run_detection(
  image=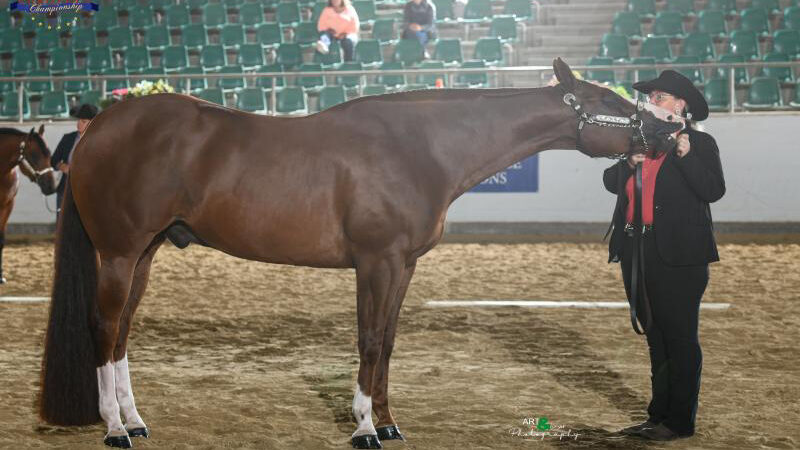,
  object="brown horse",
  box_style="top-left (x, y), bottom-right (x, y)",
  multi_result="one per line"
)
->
top-left (39, 59), bottom-right (680, 449)
top-left (0, 125), bottom-right (56, 284)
